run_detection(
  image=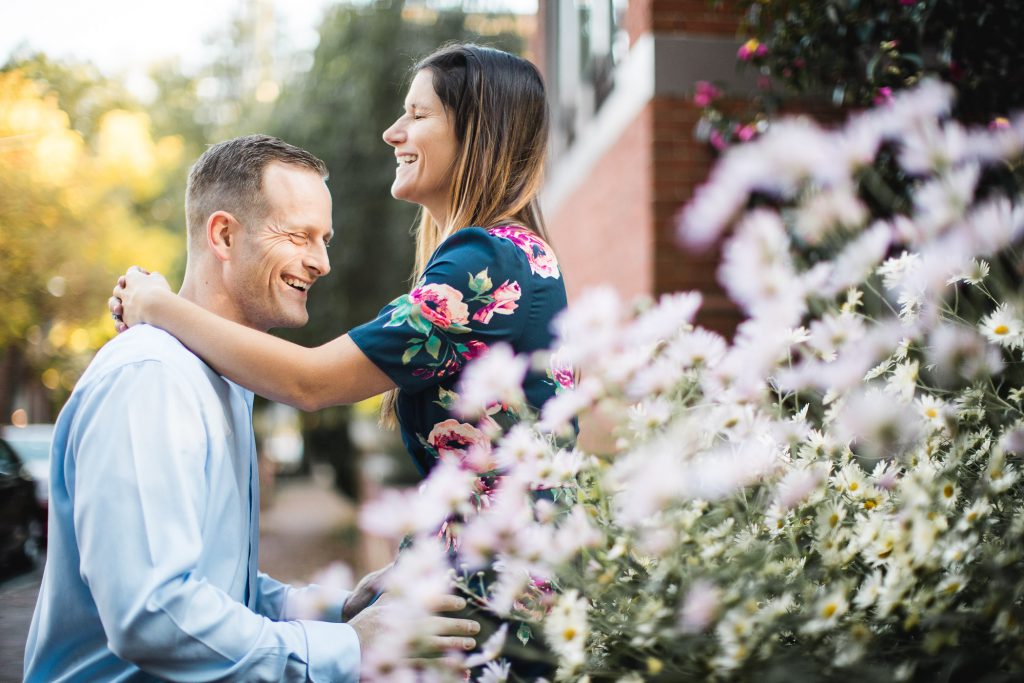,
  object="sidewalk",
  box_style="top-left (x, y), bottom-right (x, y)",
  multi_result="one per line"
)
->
top-left (0, 469), bottom-right (372, 682)
top-left (259, 465), bottom-right (367, 583)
